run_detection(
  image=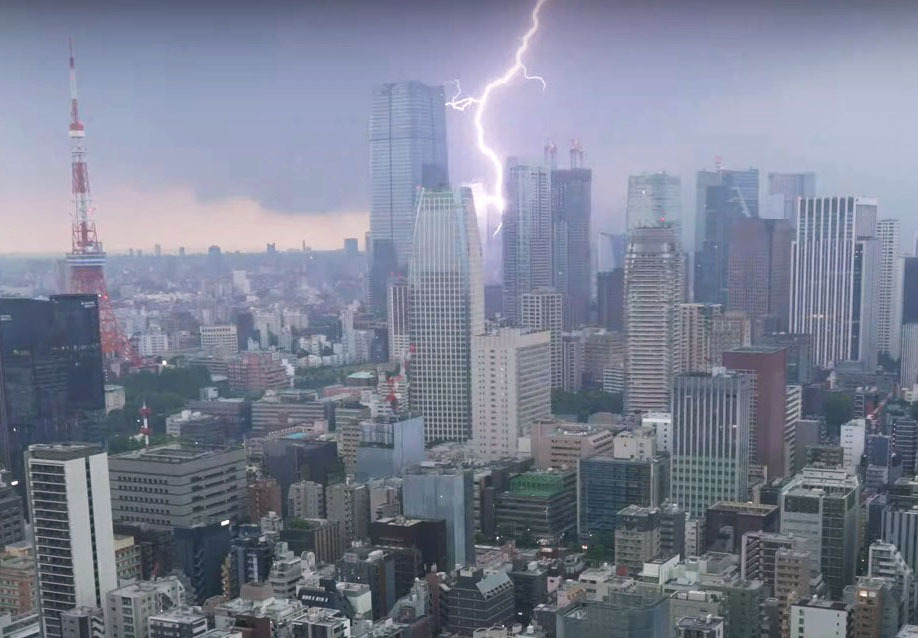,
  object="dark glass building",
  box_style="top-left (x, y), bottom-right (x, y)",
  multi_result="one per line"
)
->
top-left (552, 166), bottom-right (593, 330)
top-left (0, 295), bottom-right (104, 480)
